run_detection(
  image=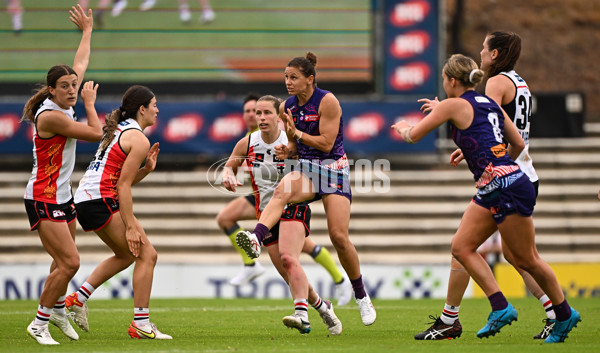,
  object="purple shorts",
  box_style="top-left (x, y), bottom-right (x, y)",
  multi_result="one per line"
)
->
top-left (294, 158), bottom-right (352, 202)
top-left (472, 174), bottom-right (536, 224)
